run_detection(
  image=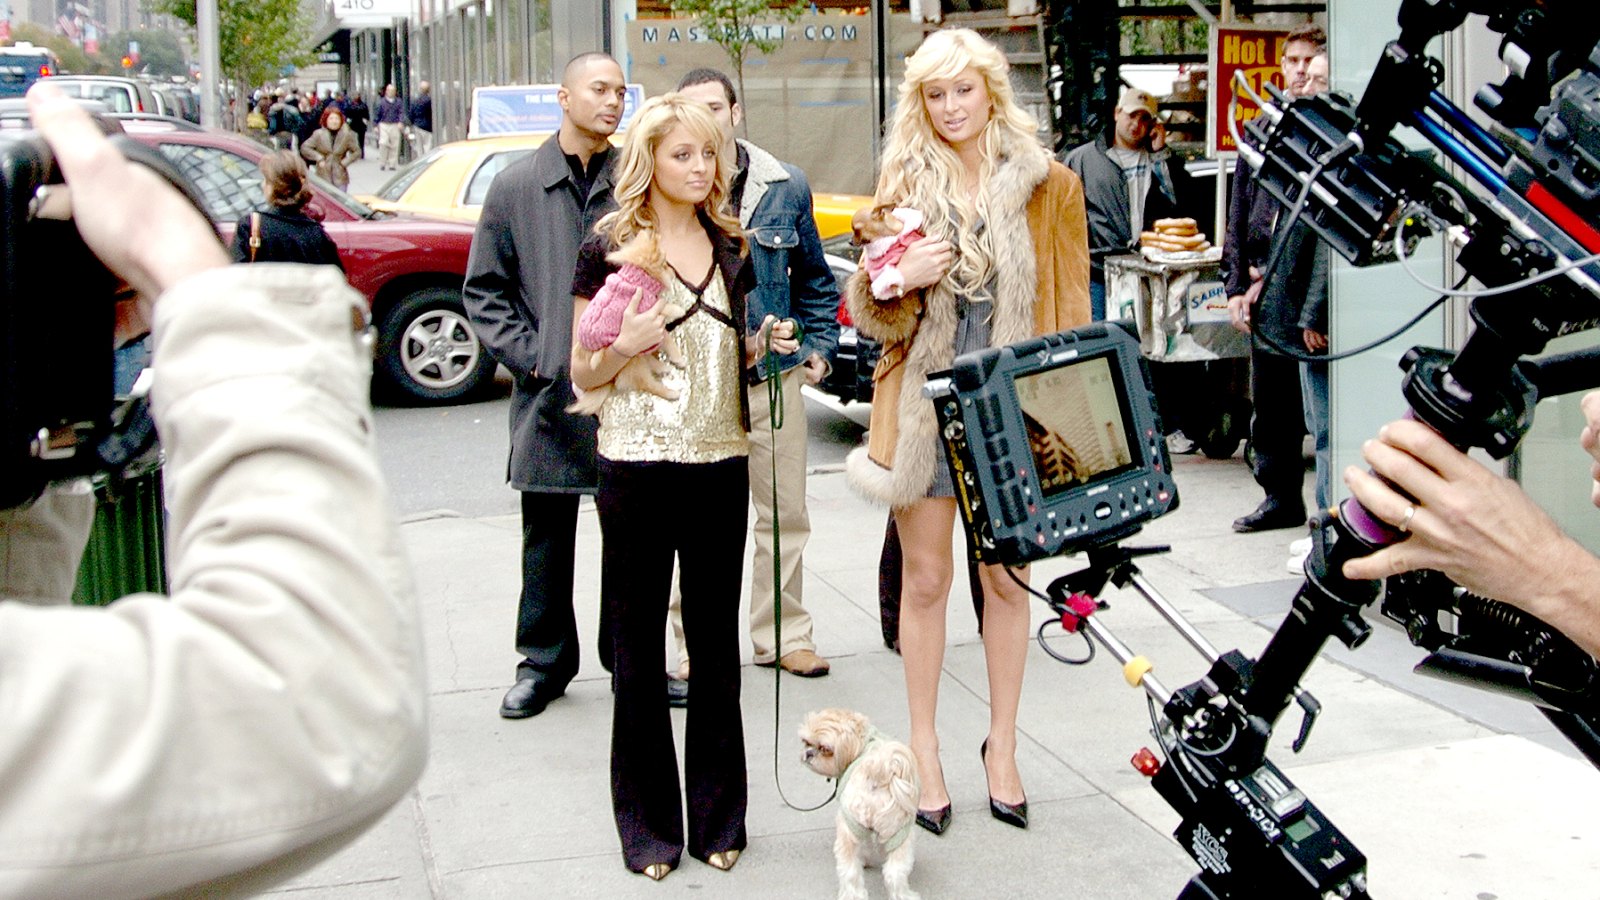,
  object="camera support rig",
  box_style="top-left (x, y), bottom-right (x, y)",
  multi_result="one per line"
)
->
top-left (1039, 543), bottom-right (1368, 900)
top-left (1230, 0), bottom-right (1600, 767)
